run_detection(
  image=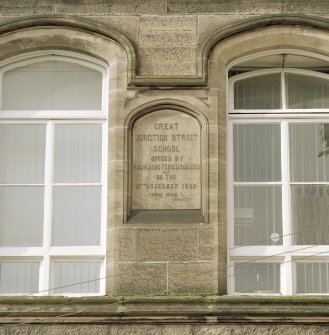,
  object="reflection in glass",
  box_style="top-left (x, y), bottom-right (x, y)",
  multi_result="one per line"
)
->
top-left (0, 262), bottom-right (39, 294)
top-left (290, 123), bottom-right (329, 182)
top-left (52, 186), bottom-right (101, 246)
top-left (54, 124), bottom-right (102, 183)
top-left (235, 263), bottom-right (280, 293)
top-left (234, 186), bottom-right (282, 246)
top-left (0, 124), bottom-right (46, 184)
top-left (234, 74), bottom-right (281, 109)
top-left (2, 61), bottom-right (102, 110)
top-left (0, 186), bottom-right (44, 246)
top-left (286, 73), bottom-right (329, 109)
top-left (296, 262), bottom-right (329, 293)
top-left (53, 261), bottom-right (101, 294)
top-left (234, 124), bottom-right (281, 182)
top-left (291, 185), bottom-right (329, 245)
